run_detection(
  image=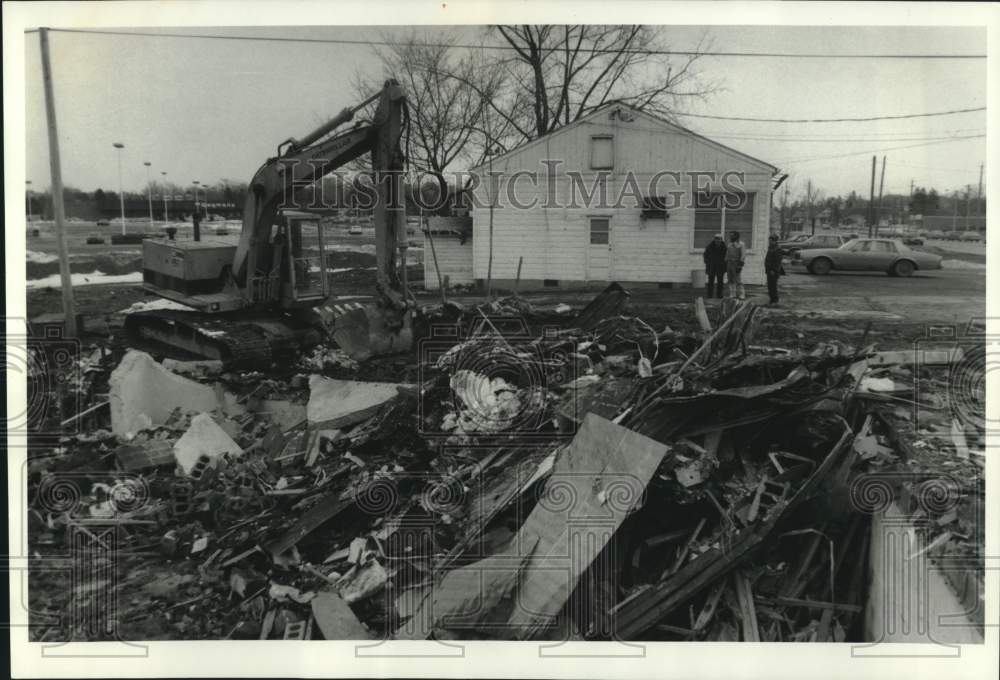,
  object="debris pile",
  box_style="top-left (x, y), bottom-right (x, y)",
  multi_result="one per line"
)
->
top-left (26, 288), bottom-right (984, 642)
